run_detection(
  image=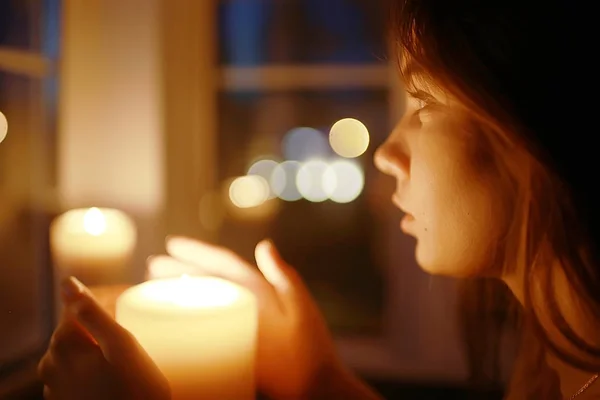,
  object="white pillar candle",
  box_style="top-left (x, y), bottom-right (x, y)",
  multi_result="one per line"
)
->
top-left (50, 207), bottom-right (137, 285)
top-left (115, 276), bottom-right (257, 400)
